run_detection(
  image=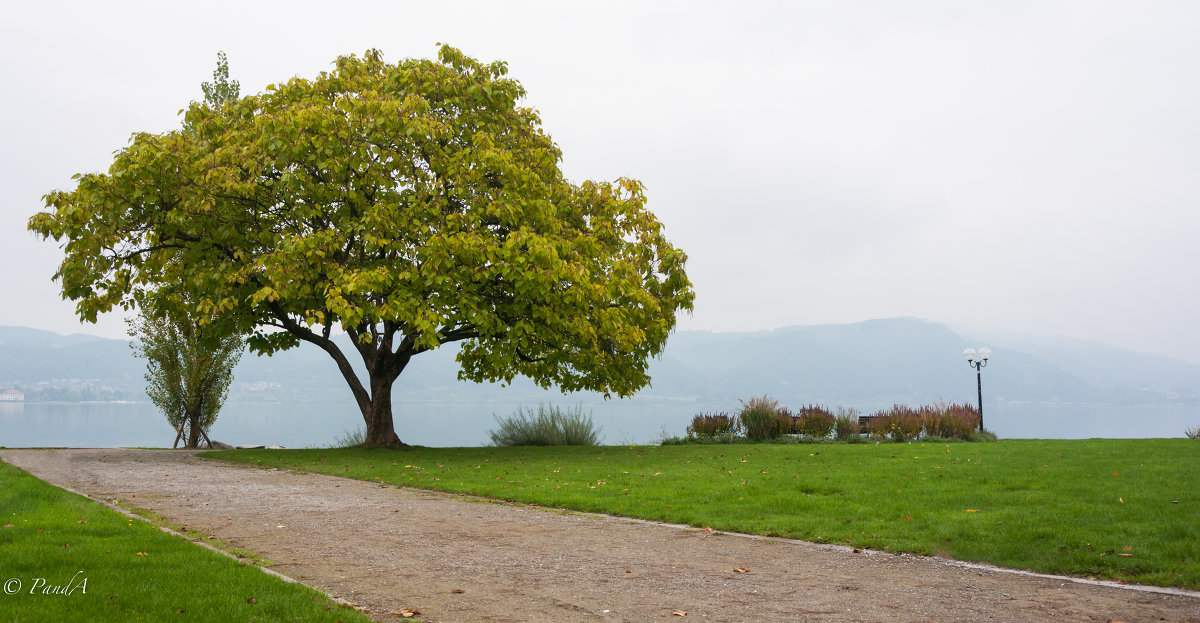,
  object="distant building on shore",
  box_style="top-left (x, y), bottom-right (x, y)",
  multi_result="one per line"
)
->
top-left (0, 389), bottom-right (25, 402)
